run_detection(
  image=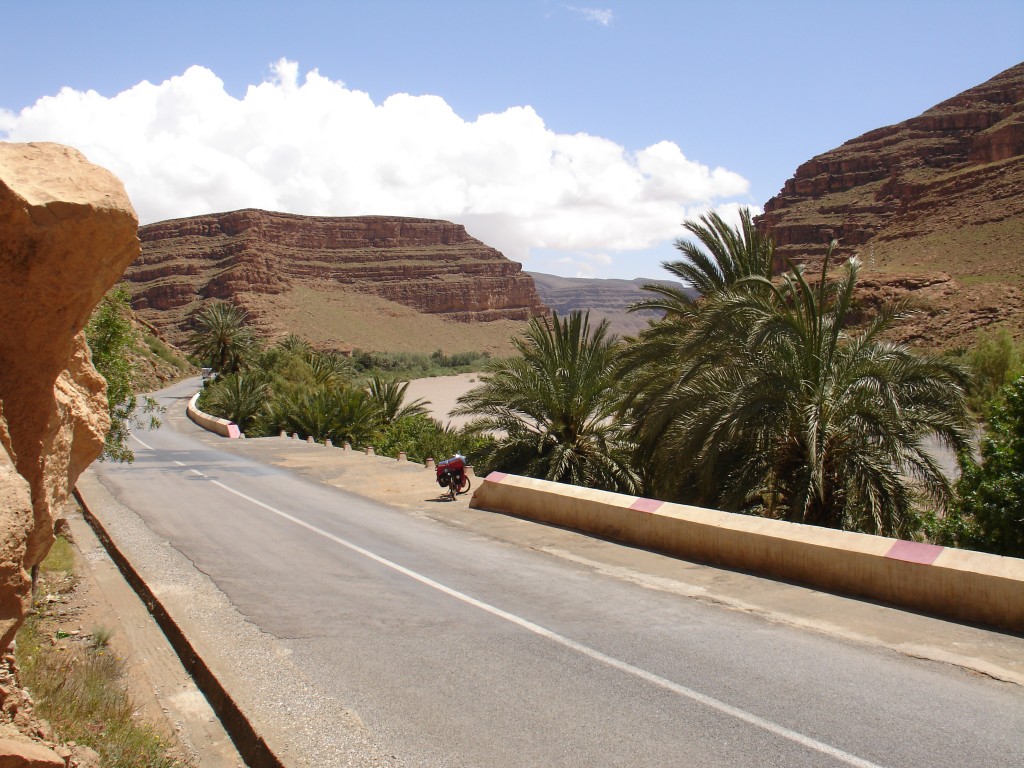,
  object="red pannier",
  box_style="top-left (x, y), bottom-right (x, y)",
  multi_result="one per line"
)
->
top-left (436, 454), bottom-right (465, 478)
